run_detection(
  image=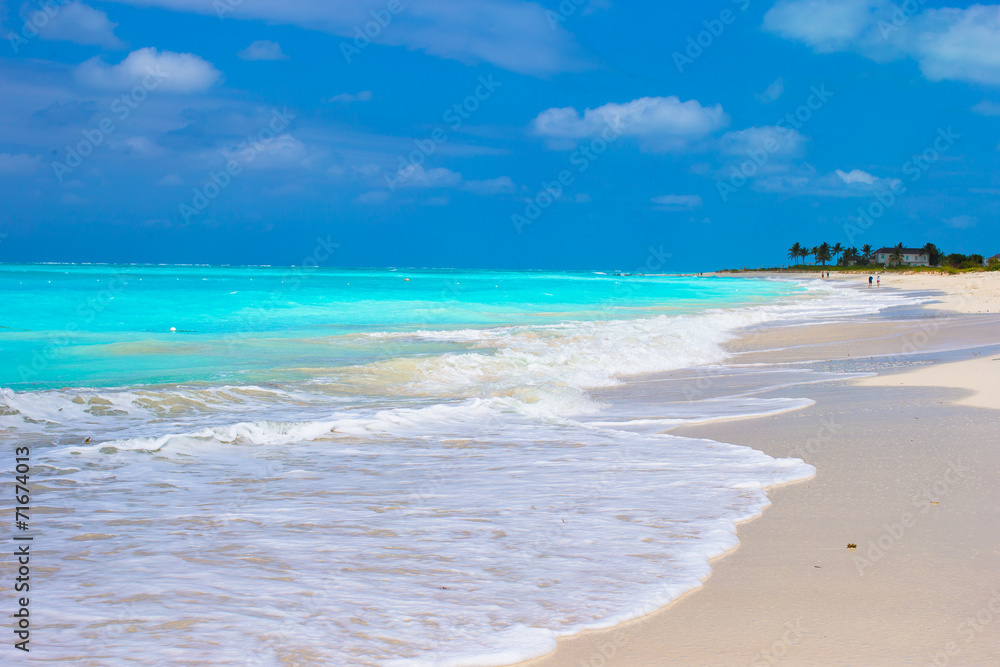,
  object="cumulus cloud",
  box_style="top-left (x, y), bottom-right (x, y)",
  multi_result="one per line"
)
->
top-left (221, 134), bottom-right (314, 170)
top-left (75, 48), bottom-right (221, 93)
top-left (120, 136), bottom-right (164, 157)
top-left (387, 164), bottom-right (515, 195)
top-left (835, 168), bottom-right (877, 185)
top-left (0, 153), bottom-right (42, 174)
top-left (909, 5), bottom-right (1000, 85)
top-left (651, 194), bottom-right (703, 210)
top-left (764, 0), bottom-right (1000, 86)
top-left (756, 77), bottom-right (785, 104)
top-left (329, 91), bottom-right (373, 103)
top-left (763, 0), bottom-right (882, 52)
top-left (532, 96), bottom-right (728, 150)
top-left (464, 175), bottom-right (516, 194)
top-left (719, 126), bottom-right (807, 158)
top-left (756, 167), bottom-right (901, 197)
top-left (36, 2), bottom-right (124, 49)
top-left (237, 40), bottom-right (287, 61)
top-left (393, 164), bottom-right (463, 188)
top-left (972, 100), bottom-right (1000, 116)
